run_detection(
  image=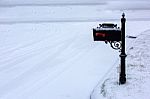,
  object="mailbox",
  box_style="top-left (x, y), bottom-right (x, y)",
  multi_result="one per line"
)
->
top-left (93, 23), bottom-right (121, 41)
